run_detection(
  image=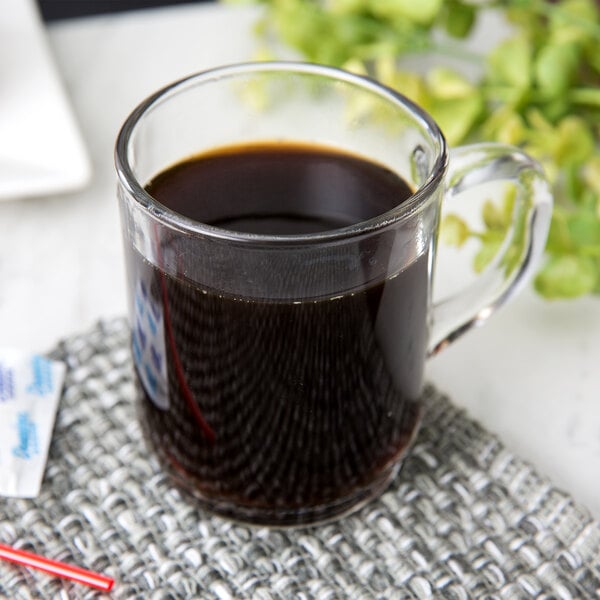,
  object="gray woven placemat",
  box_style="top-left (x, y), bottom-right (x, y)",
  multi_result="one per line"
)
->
top-left (1, 318), bottom-right (599, 599)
